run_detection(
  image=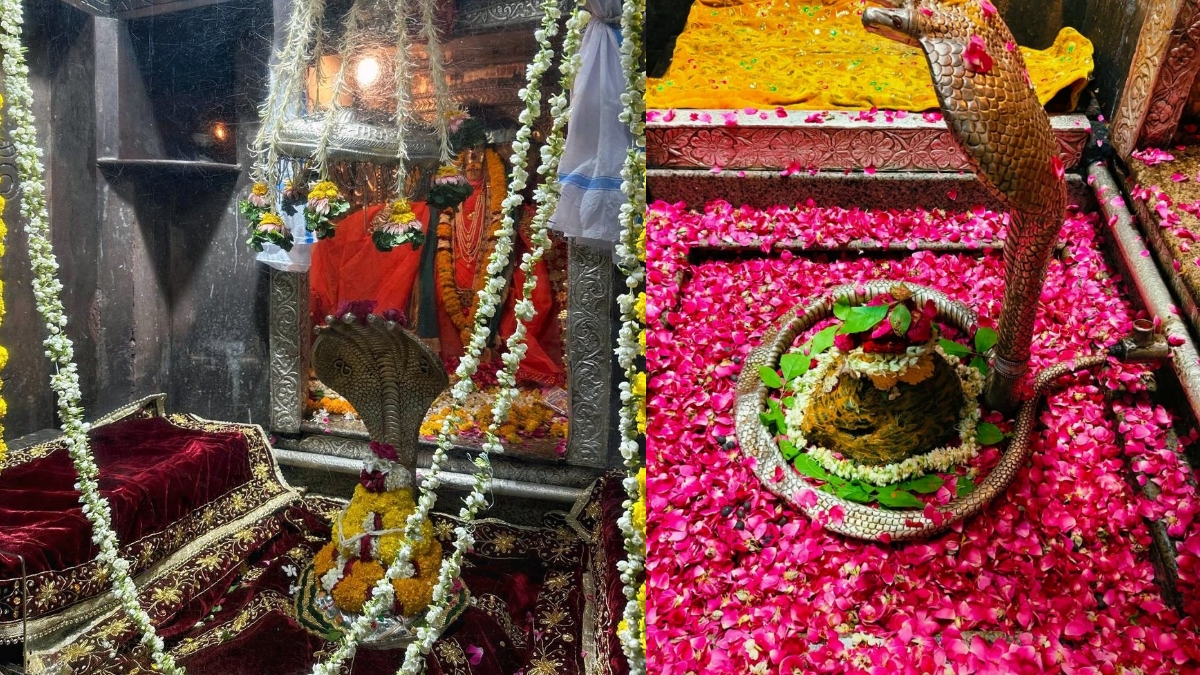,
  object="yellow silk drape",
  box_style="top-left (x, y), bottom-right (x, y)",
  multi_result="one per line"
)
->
top-left (648, 0), bottom-right (1093, 111)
